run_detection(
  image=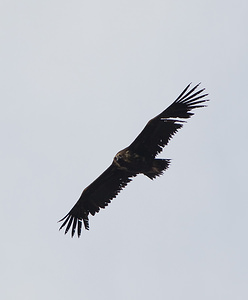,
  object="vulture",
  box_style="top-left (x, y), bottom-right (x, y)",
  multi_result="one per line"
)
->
top-left (59, 83), bottom-right (208, 237)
